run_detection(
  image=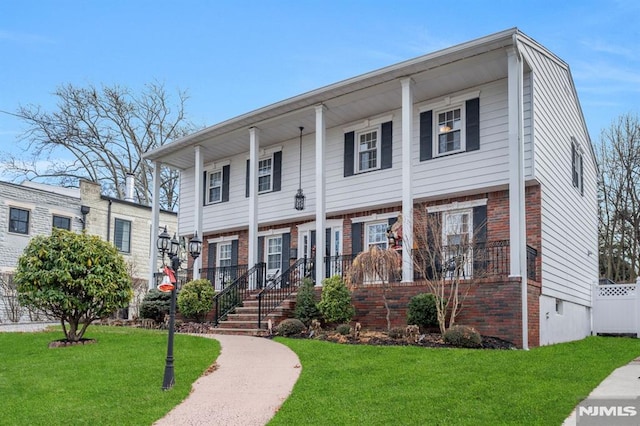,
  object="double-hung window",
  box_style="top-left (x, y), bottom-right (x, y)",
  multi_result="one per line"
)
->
top-left (571, 138), bottom-right (583, 195)
top-left (357, 128), bottom-right (380, 172)
top-left (442, 209), bottom-right (473, 278)
top-left (266, 236), bottom-right (282, 275)
top-left (436, 106), bottom-right (463, 155)
top-left (52, 215), bottom-right (71, 230)
top-left (258, 158), bottom-right (273, 193)
top-left (9, 207), bottom-right (29, 235)
top-left (207, 170), bottom-right (223, 204)
top-left (366, 222), bottom-right (388, 250)
top-left (218, 243), bottom-right (232, 268)
top-left (114, 218), bottom-right (131, 253)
